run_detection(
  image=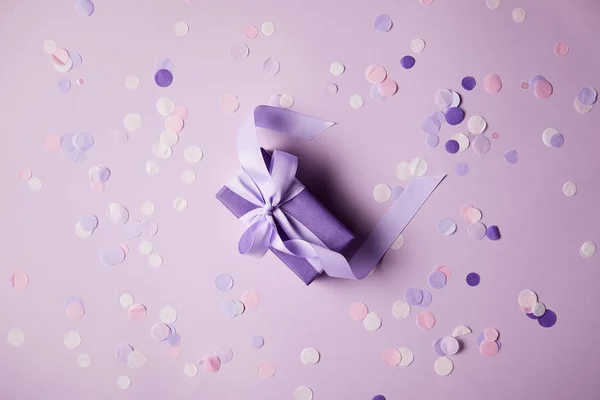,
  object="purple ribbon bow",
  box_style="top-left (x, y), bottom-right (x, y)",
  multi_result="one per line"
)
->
top-left (226, 105), bottom-right (445, 280)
